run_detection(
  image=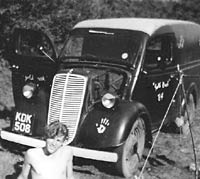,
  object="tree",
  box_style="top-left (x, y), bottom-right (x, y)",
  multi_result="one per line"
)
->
top-left (1, 0), bottom-right (200, 58)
